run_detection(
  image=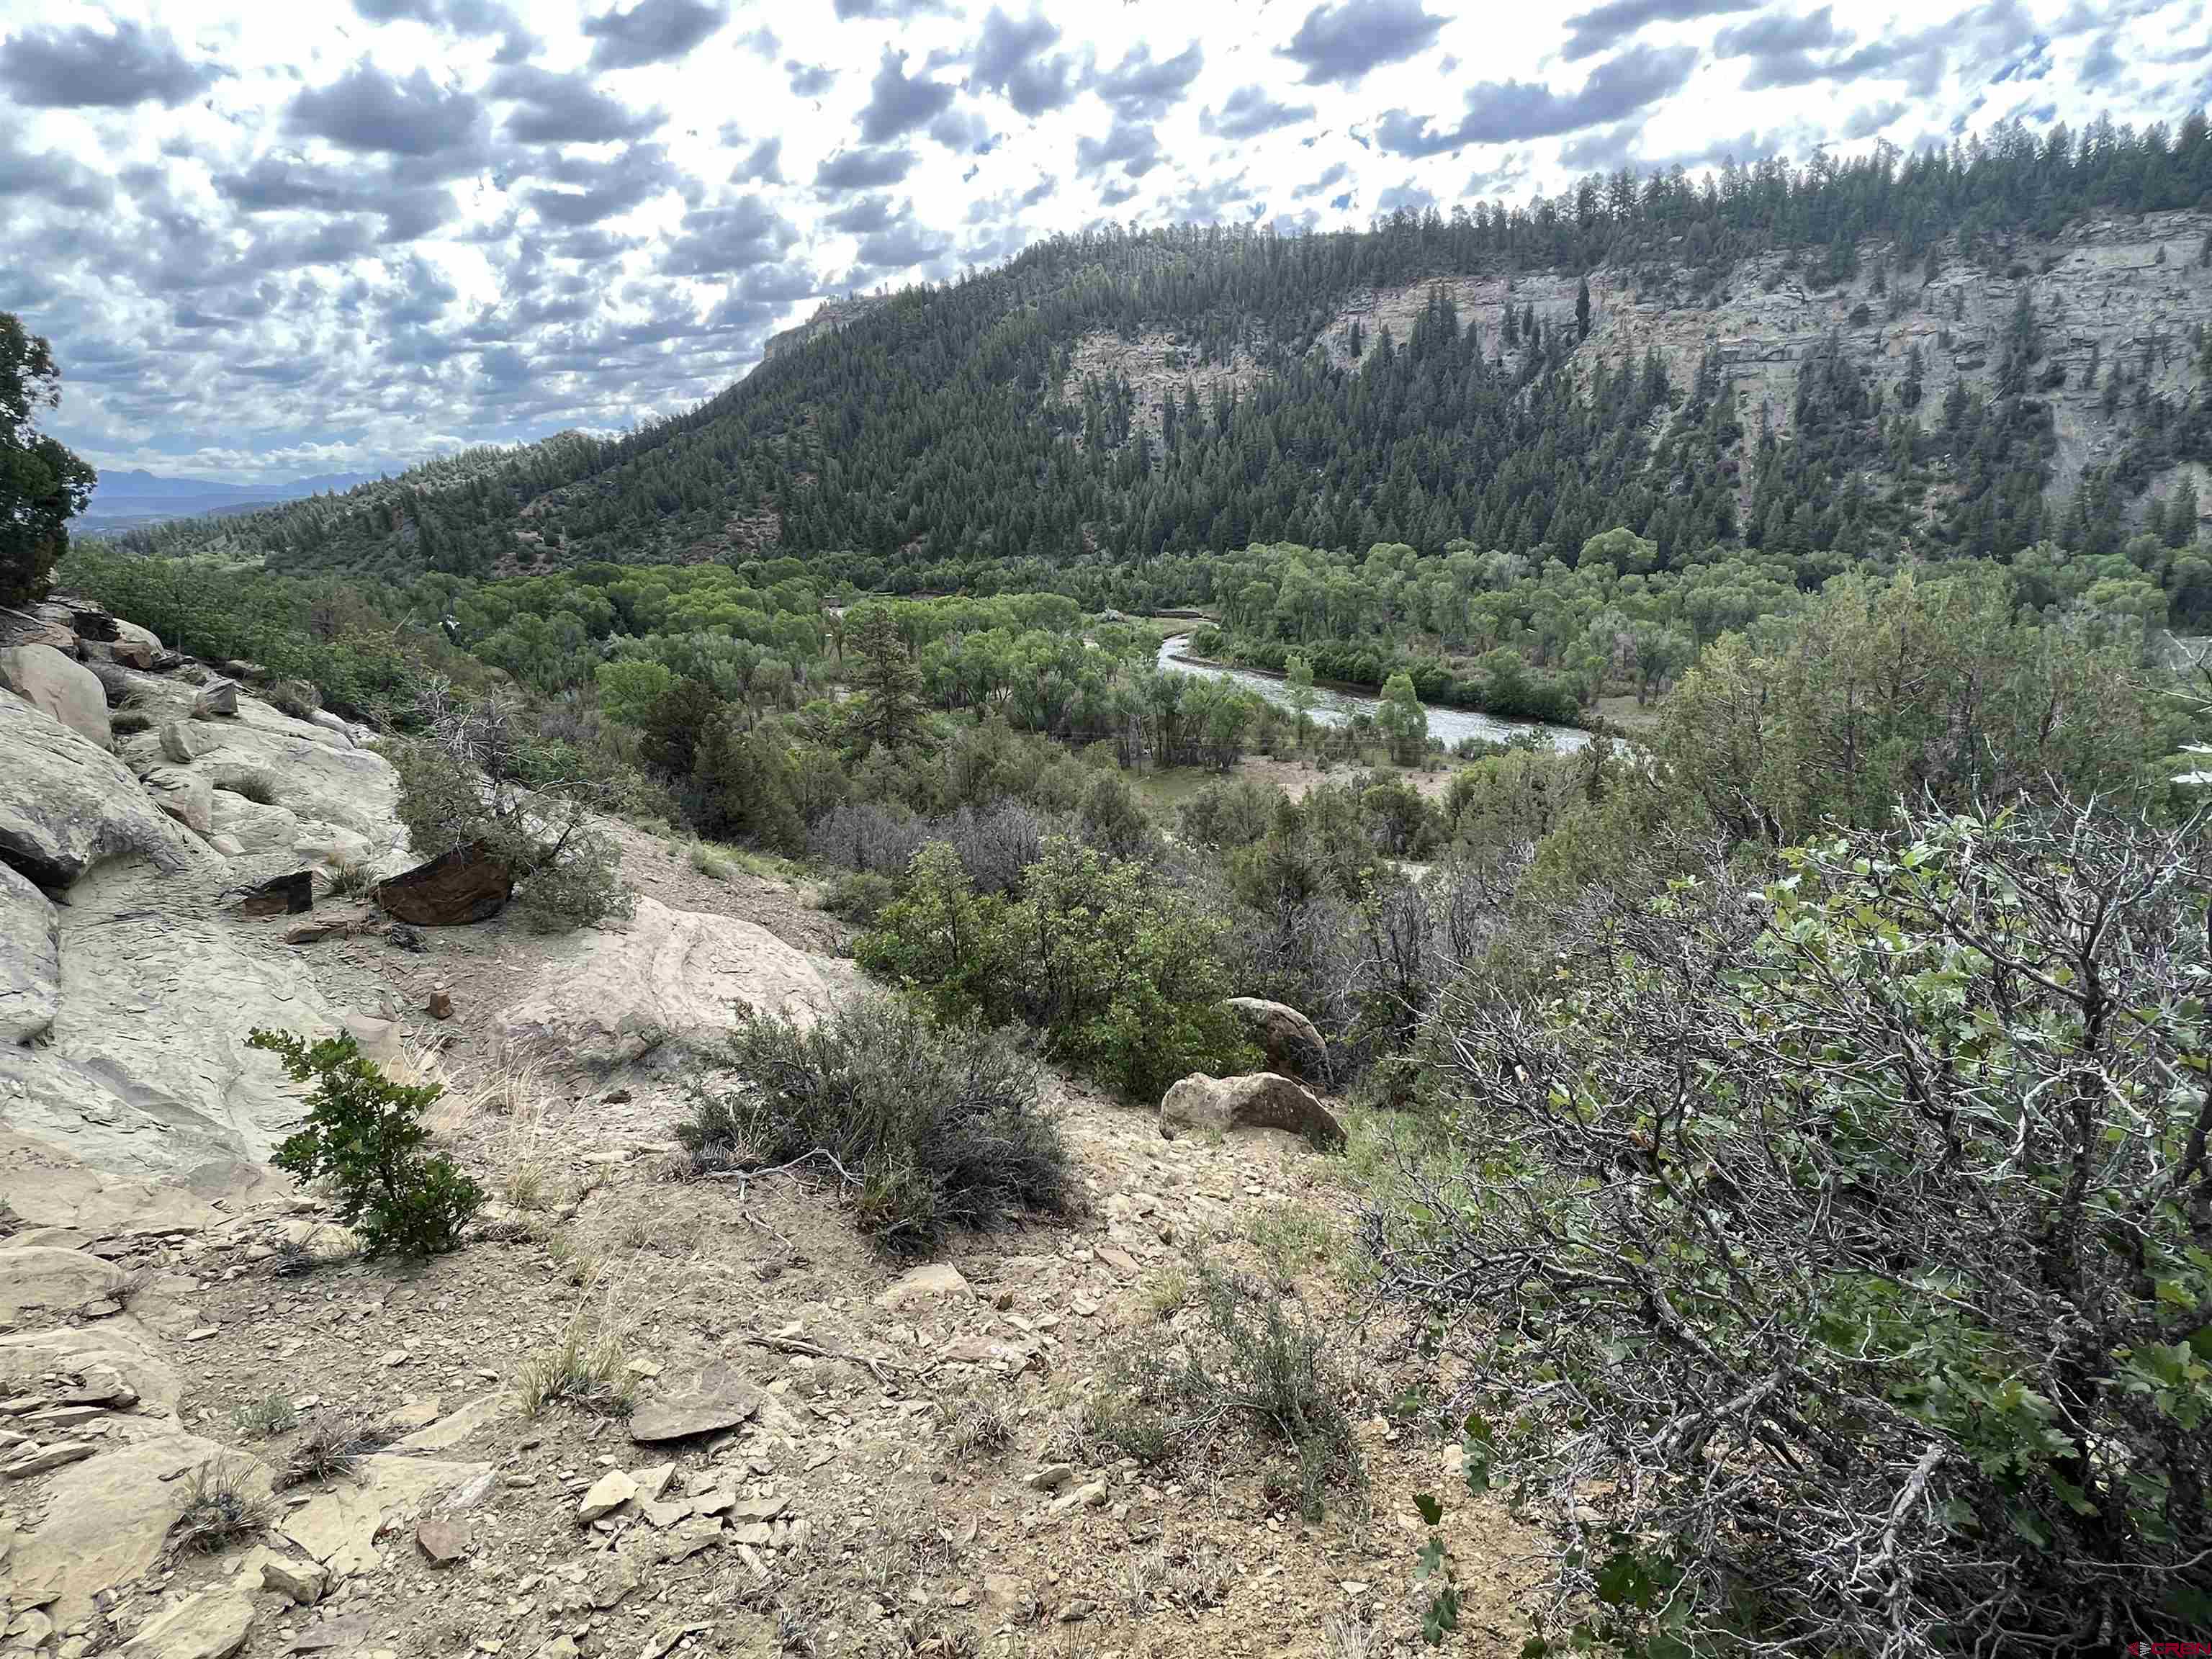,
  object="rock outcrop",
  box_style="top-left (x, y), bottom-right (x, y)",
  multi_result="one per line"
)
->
top-left (0, 1244), bottom-right (129, 1328)
top-left (0, 862), bottom-right (60, 1044)
top-left (0, 691), bottom-right (210, 888)
top-left (496, 896), bottom-right (853, 1068)
top-left (0, 853), bottom-right (354, 1198)
top-left (0, 643), bottom-right (110, 748)
top-left (1224, 997), bottom-right (1330, 1083)
top-left (1160, 1071), bottom-right (1345, 1148)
